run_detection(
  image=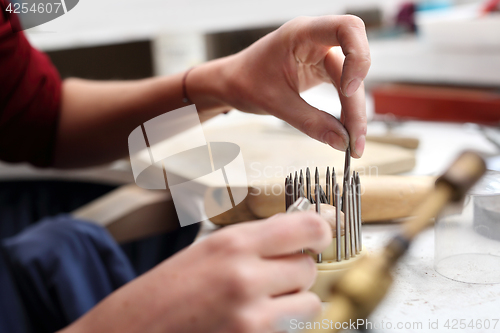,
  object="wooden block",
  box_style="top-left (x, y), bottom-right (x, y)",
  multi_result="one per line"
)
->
top-left (209, 175), bottom-right (435, 225)
top-left (73, 185), bottom-right (180, 243)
